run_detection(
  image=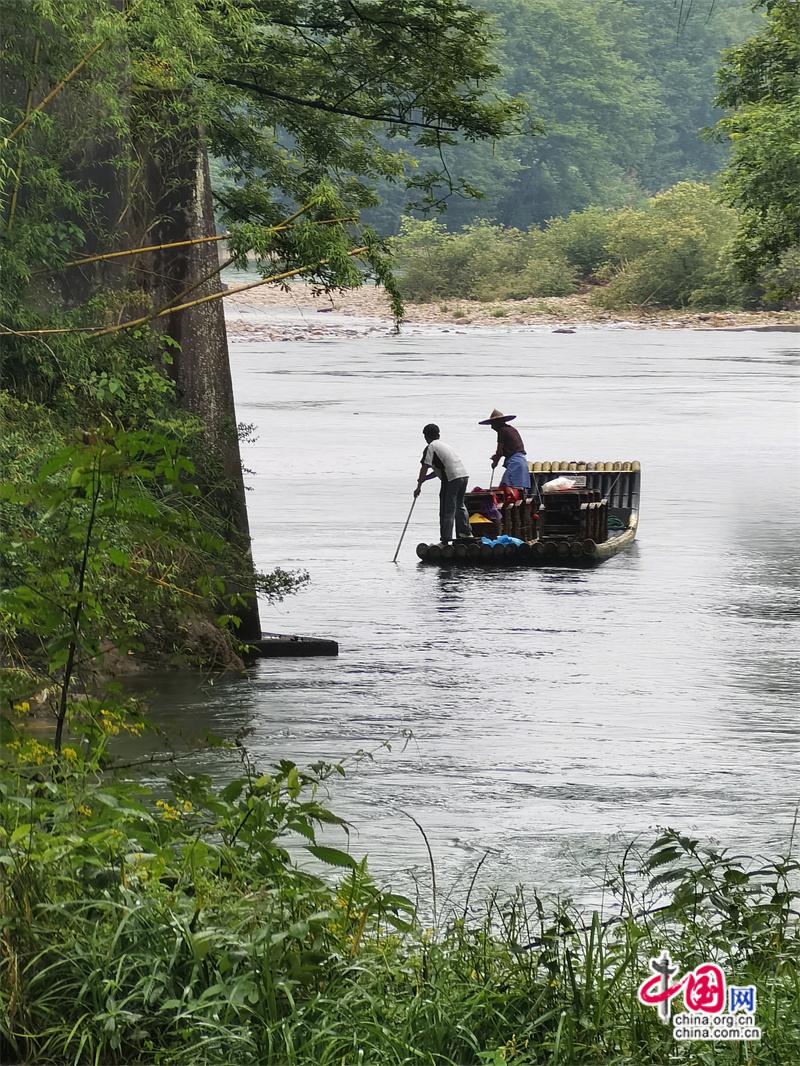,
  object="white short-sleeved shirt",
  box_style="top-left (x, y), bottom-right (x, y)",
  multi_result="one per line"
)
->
top-left (422, 440), bottom-right (468, 482)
